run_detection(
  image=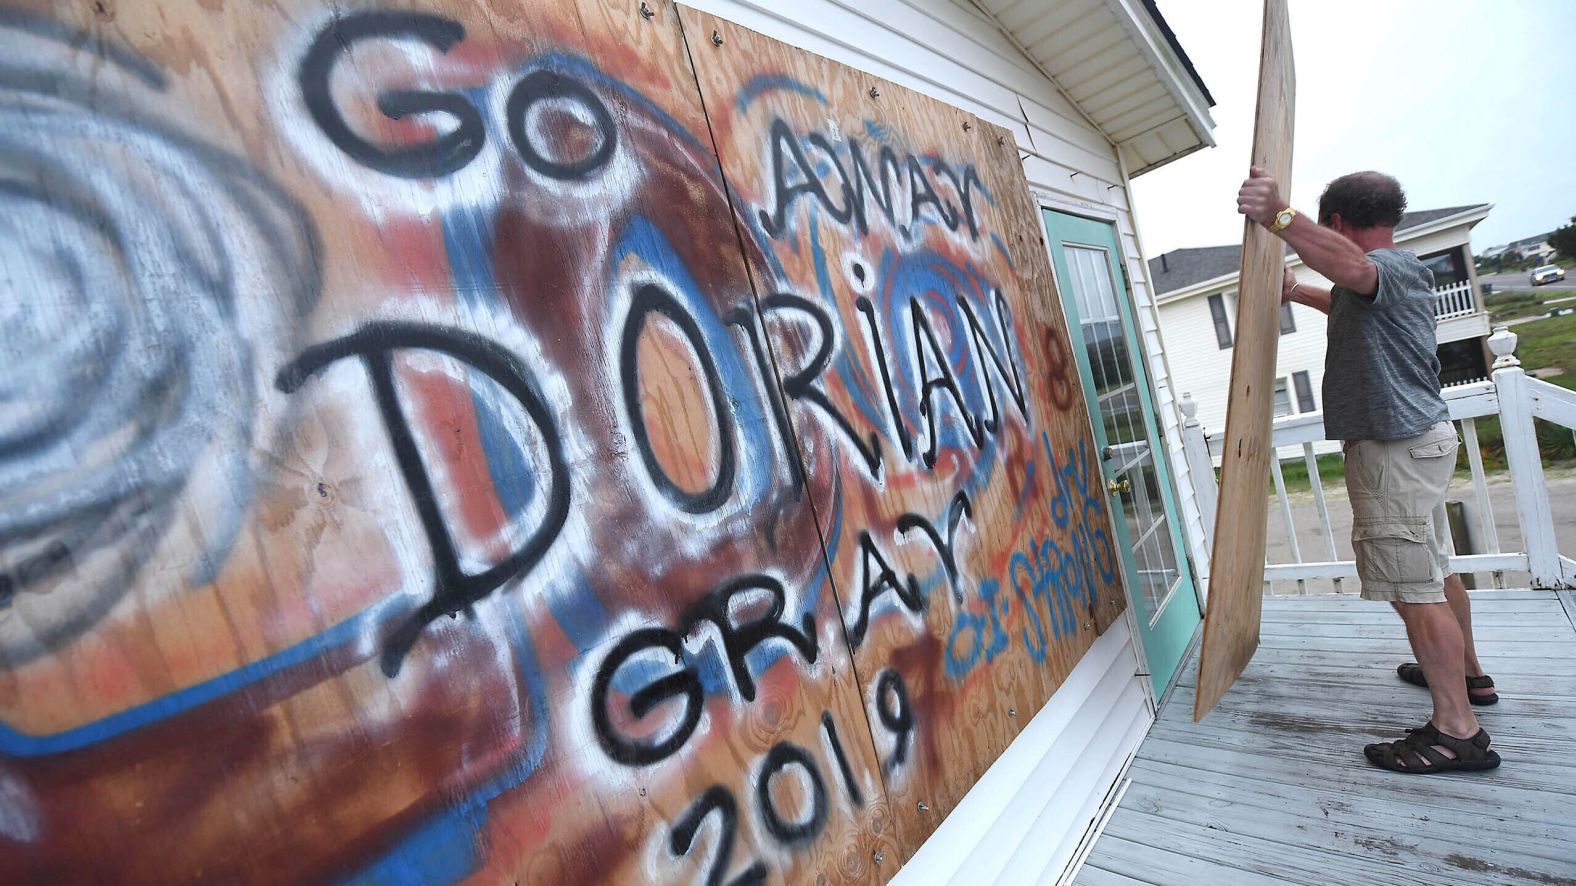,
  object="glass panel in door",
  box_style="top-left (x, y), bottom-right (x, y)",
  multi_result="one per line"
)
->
top-left (1042, 210), bottom-right (1200, 696)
